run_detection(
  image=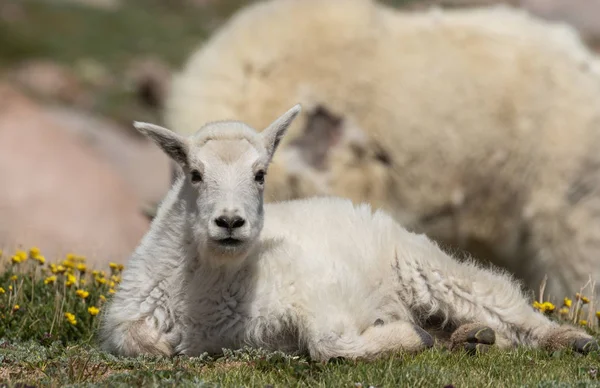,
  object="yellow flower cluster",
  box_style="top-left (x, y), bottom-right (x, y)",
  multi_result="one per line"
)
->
top-left (65, 312), bottom-right (77, 325)
top-left (88, 306), bottom-right (100, 316)
top-left (109, 262), bottom-right (124, 272)
top-left (75, 289), bottom-right (89, 299)
top-left (1, 247), bottom-right (126, 331)
top-left (533, 301), bottom-right (555, 313)
top-left (11, 250), bottom-right (27, 264)
top-left (29, 246), bottom-right (46, 265)
top-left (575, 293), bottom-right (590, 304)
top-left (50, 264), bottom-right (67, 274)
